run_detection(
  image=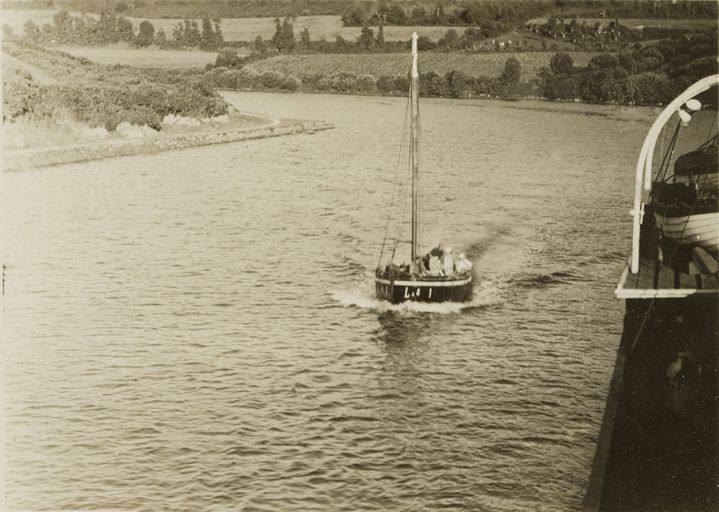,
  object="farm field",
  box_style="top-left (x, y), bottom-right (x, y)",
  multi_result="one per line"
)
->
top-left (3, 10), bottom-right (469, 42)
top-left (245, 51), bottom-right (597, 80)
top-left (527, 16), bottom-right (718, 30)
top-left (58, 46), bottom-right (230, 68)
top-left (1, 8), bottom-right (60, 33)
